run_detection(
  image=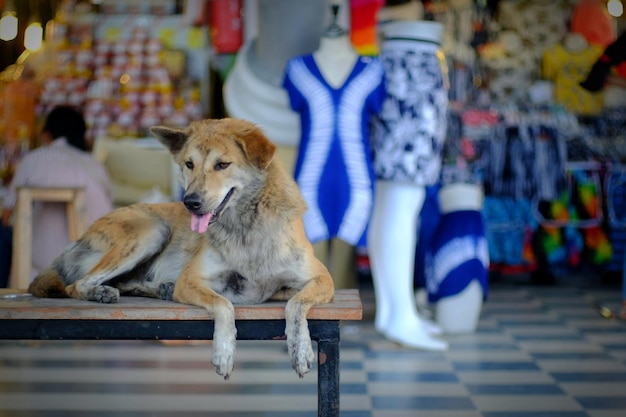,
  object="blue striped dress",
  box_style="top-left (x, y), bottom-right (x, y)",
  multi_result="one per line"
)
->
top-left (282, 54), bottom-right (386, 247)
